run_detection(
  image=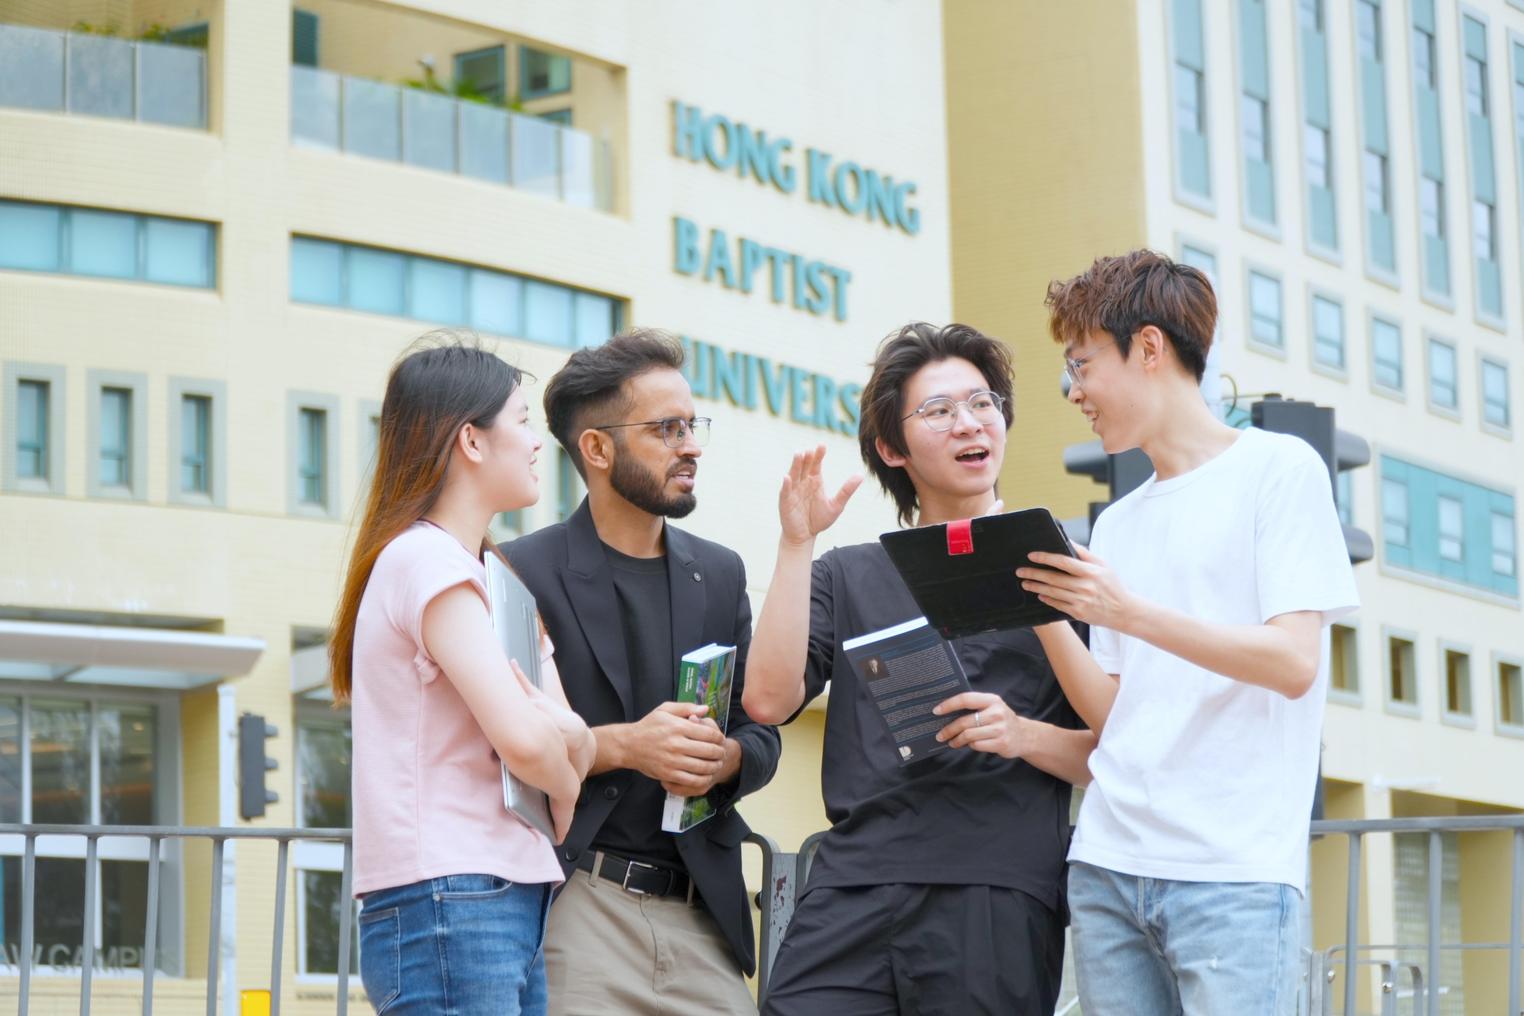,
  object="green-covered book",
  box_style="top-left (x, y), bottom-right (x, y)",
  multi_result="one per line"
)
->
top-left (661, 643), bottom-right (737, 833)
